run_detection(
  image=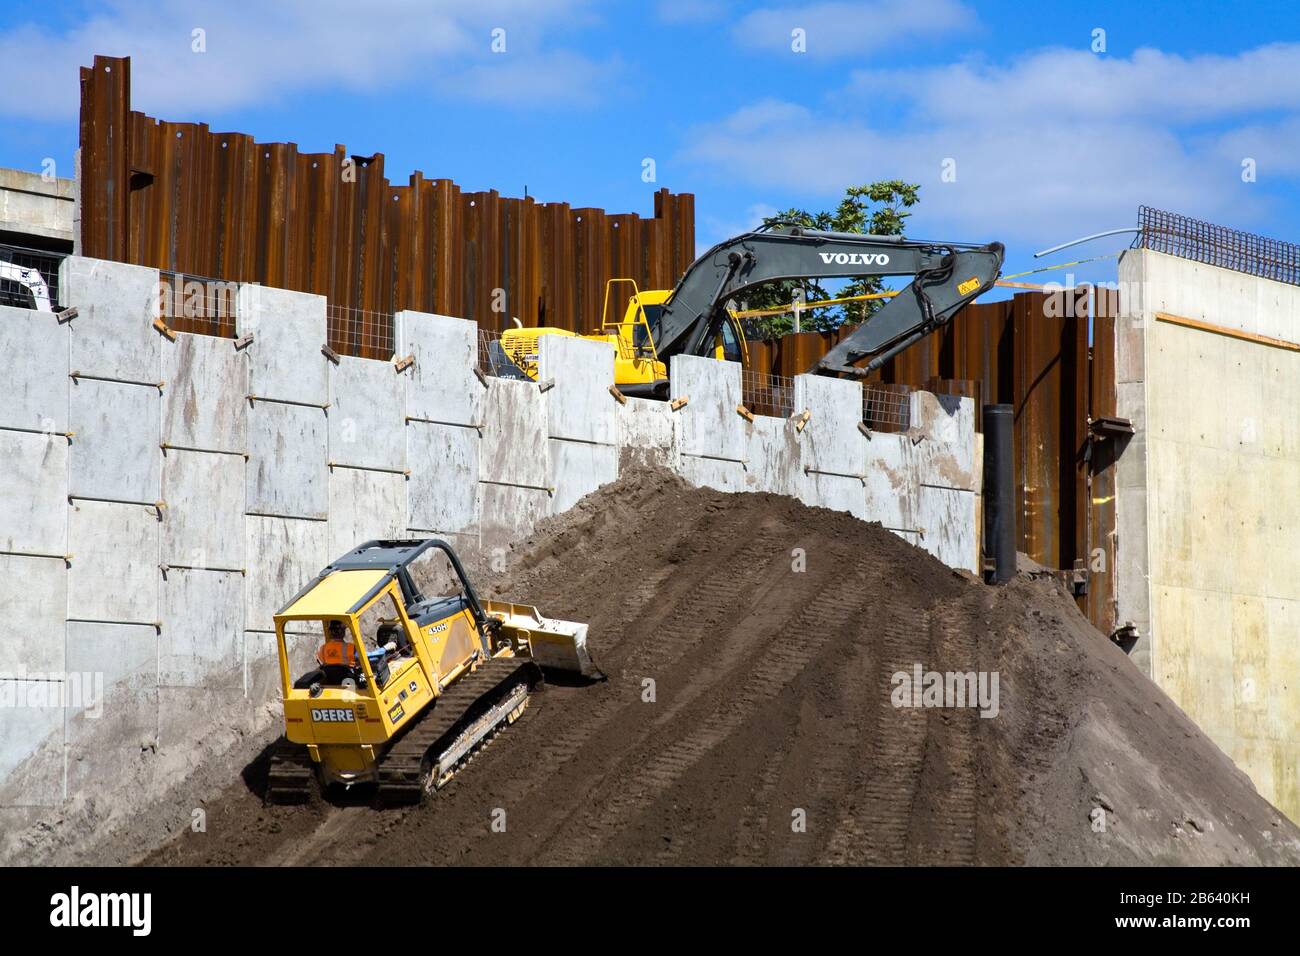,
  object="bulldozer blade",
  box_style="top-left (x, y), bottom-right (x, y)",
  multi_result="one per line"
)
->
top-left (484, 601), bottom-right (604, 680)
